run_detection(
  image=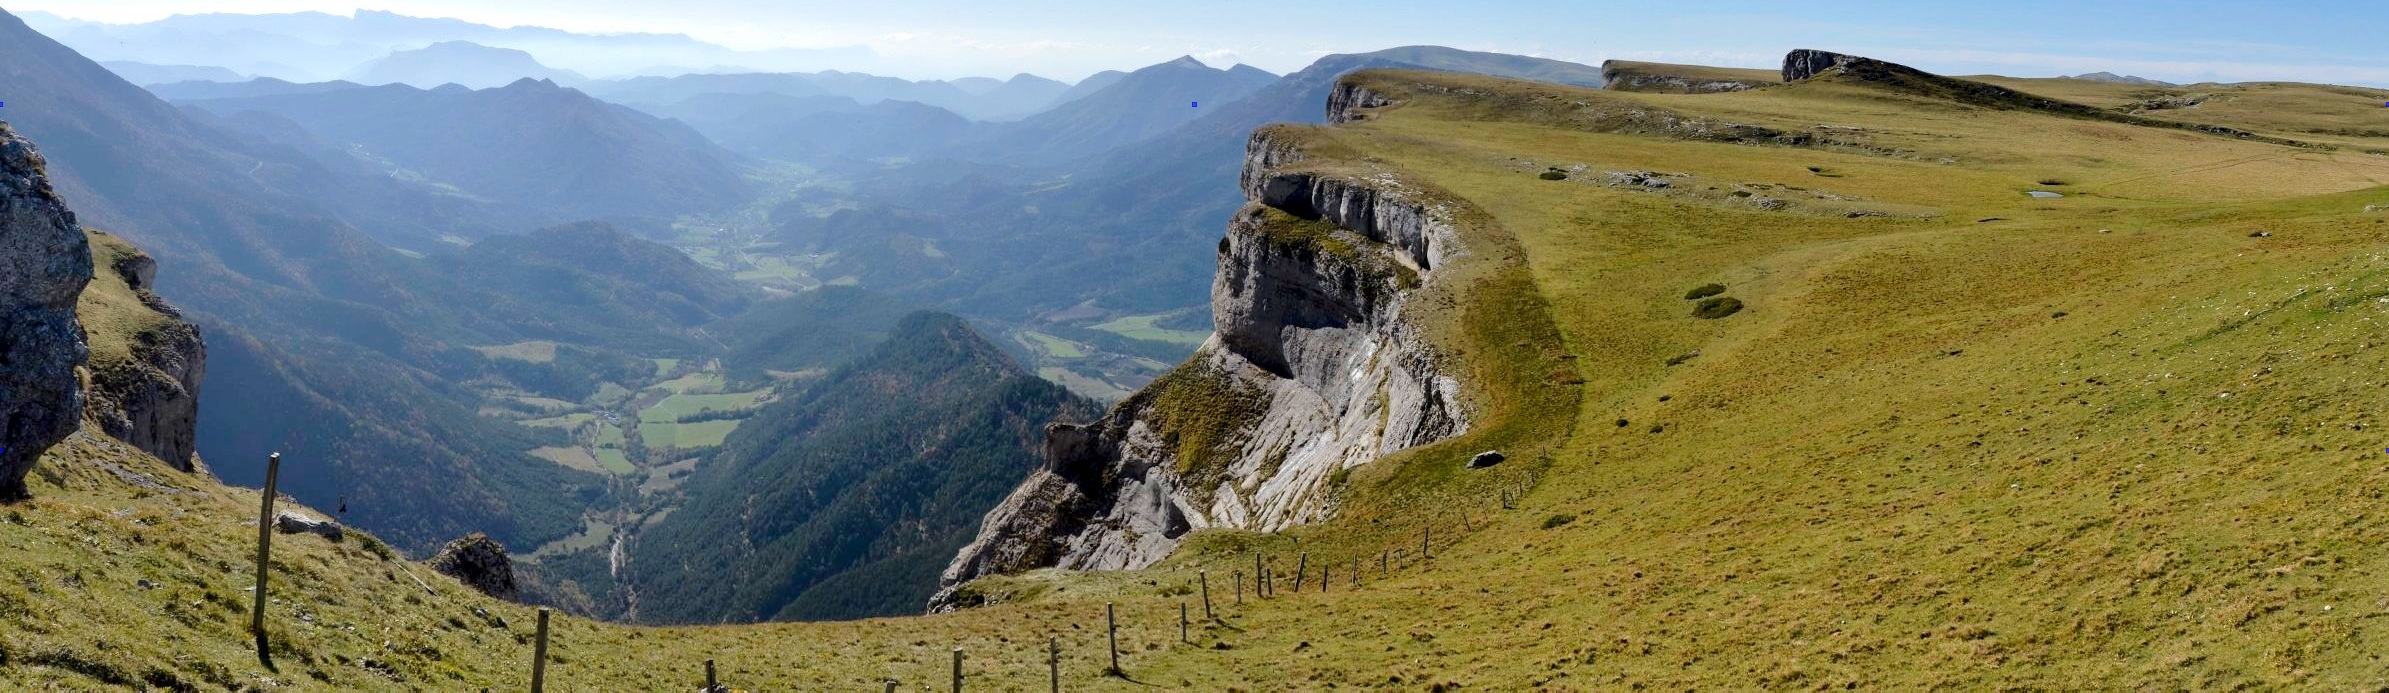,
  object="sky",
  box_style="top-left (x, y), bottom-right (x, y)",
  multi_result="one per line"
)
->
top-left (18, 0), bottom-right (2389, 86)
